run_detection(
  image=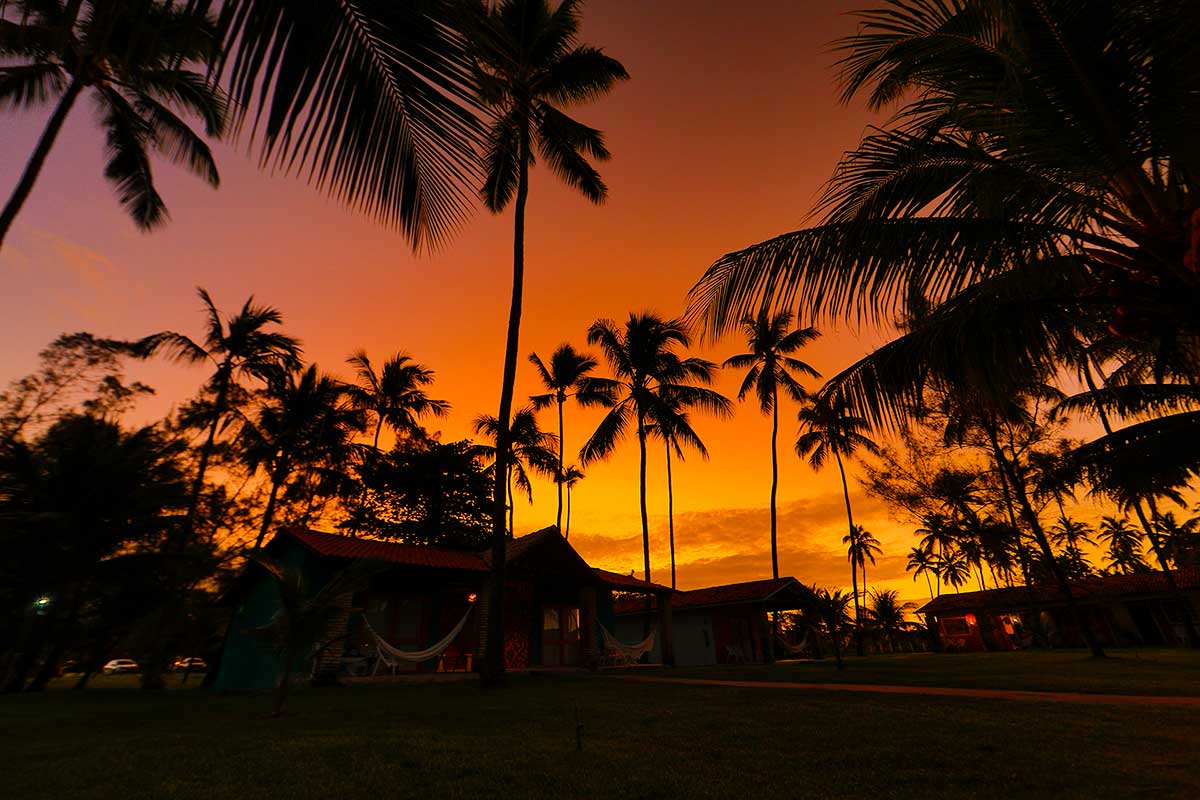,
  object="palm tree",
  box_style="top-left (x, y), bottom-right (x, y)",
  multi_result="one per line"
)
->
top-left (1050, 515), bottom-right (1096, 577)
top-left (847, 524), bottom-right (882, 610)
top-left (529, 344), bottom-right (610, 532)
top-left (459, 0), bottom-right (627, 686)
top-left (0, 1), bottom-right (226, 251)
top-left (795, 395), bottom-right (879, 655)
top-left (472, 408), bottom-right (559, 537)
top-left (866, 589), bottom-right (916, 653)
top-left (940, 550), bottom-right (971, 593)
top-left (148, 289), bottom-right (302, 548)
top-left (723, 311), bottom-right (821, 579)
top-left (239, 365), bottom-right (365, 548)
top-left (344, 351), bottom-right (449, 450)
top-left (559, 464), bottom-right (584, 539)
top-left (1097, 516), bottom-right (1147, 574)
top-left (207, 0), bottom-right (485, 249)
top-left (581, 313), bottom-right (732, 585)
top-left (812, 588), bottom-right (853, 670)
top-left (906, 545), bottom-right (937, 601)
